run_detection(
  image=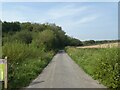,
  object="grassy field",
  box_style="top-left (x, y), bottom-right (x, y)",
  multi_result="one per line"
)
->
top-left (66, 47), bottom-right (120, 89)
